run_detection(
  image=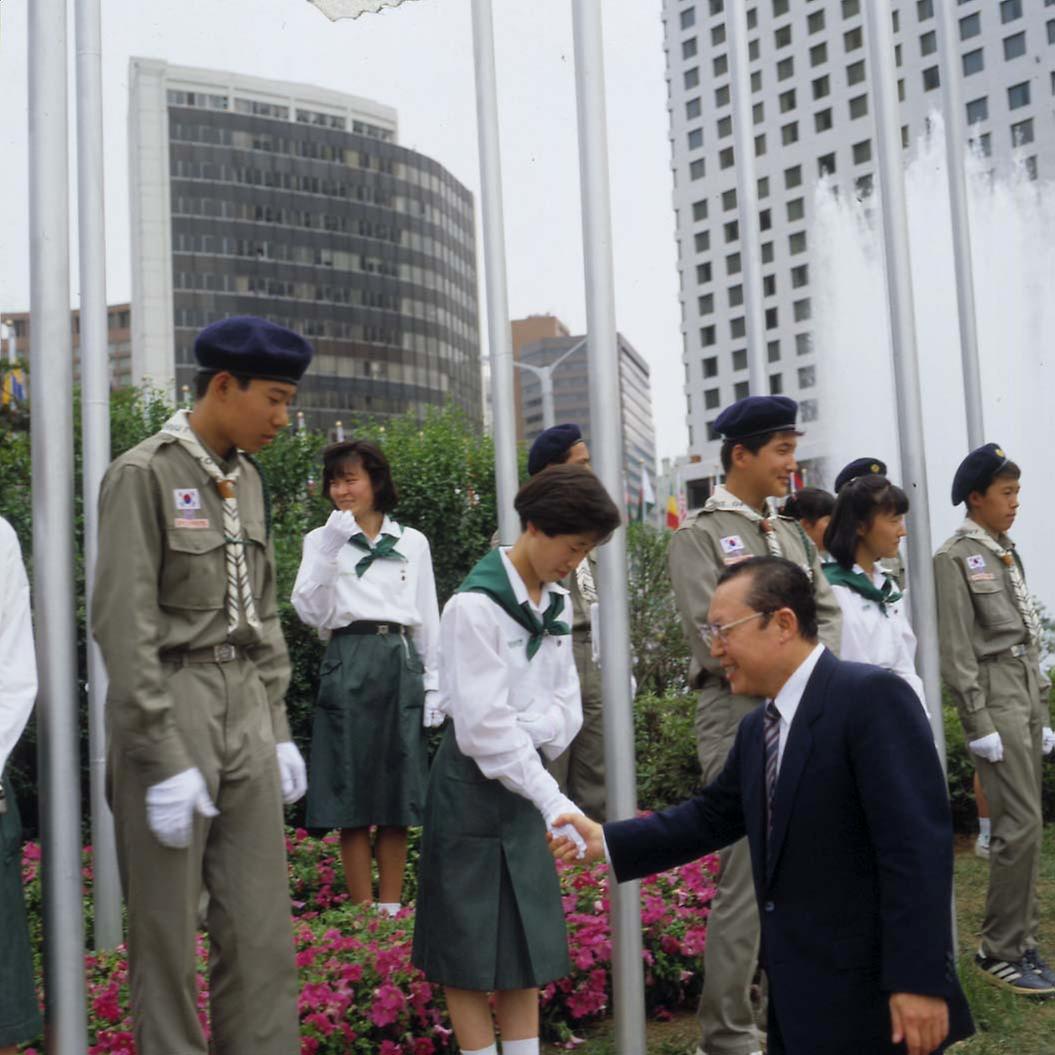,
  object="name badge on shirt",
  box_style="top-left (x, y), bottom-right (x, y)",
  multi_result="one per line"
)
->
top-left (174, 517), bottom-right (211, 529)
top-left (174, 488), bottom-right (201, 511)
